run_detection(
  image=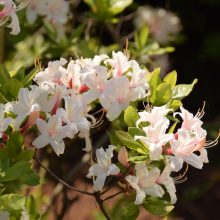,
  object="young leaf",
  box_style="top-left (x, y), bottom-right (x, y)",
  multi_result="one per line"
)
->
top-left (128, 127), bottom-right (146, 138)
top-left (168, 99), bottom-right (182, 111)
top-left (149, 68), bottom-right (162, 104)
top-left (124, 106), bottom-right (139, 127)
top-left (115, 131), bottom-right (147, 154)
top-left (156, 83), bottom-right (172, 106)
top-left (143, 197), bottom-right (174, 217)
top-left (172, 79), bottom-right (198, 100)
top-left (128, 155), bottom-right (148, 163)
top-left (163, 70), bottom-right (177, 89)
